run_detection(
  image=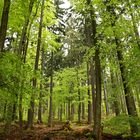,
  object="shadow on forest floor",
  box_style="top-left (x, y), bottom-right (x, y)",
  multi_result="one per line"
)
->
top-left (0, 123), bottom-right (140, 140)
